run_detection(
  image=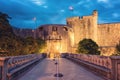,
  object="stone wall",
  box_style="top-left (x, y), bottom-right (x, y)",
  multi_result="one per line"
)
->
top-left (100, 47), bottom-right (116, 56)
top-left (97, 23), bottom-right (120, 55)
top-left (97, 23), bottom-right (120, 46)
top-left (13, 28), bottom-right (35, 38)
top-left (35, 24), bottom-right (73, 58)
top-left (66, 10), bottom-right (120, 55)
top-left (66, 10), bottom-right (98, 49)
top-left (12, 10), bottom-right (120, 56)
